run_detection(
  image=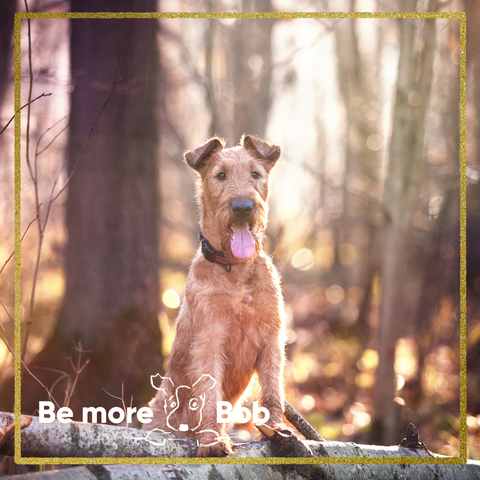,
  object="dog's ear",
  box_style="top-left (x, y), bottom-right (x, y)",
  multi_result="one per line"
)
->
top-left (184, 137), bottom-right (225, 171)
top-left (242, 134), bottom-right (281, 170)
